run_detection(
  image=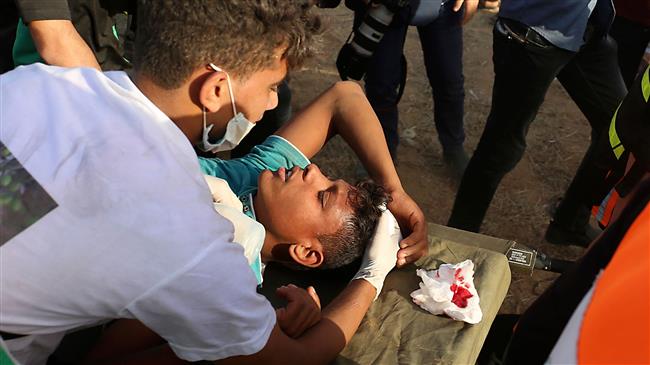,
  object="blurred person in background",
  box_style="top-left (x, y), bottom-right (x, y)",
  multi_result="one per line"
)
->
top-left (448, 0), bottom-right (627, 247)
top-left (341, 0), bottom-right (480, 177)
top-left (9, 0), bottom-right (135, 71)
top-left (610, 0), bottom-right (650, 88)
